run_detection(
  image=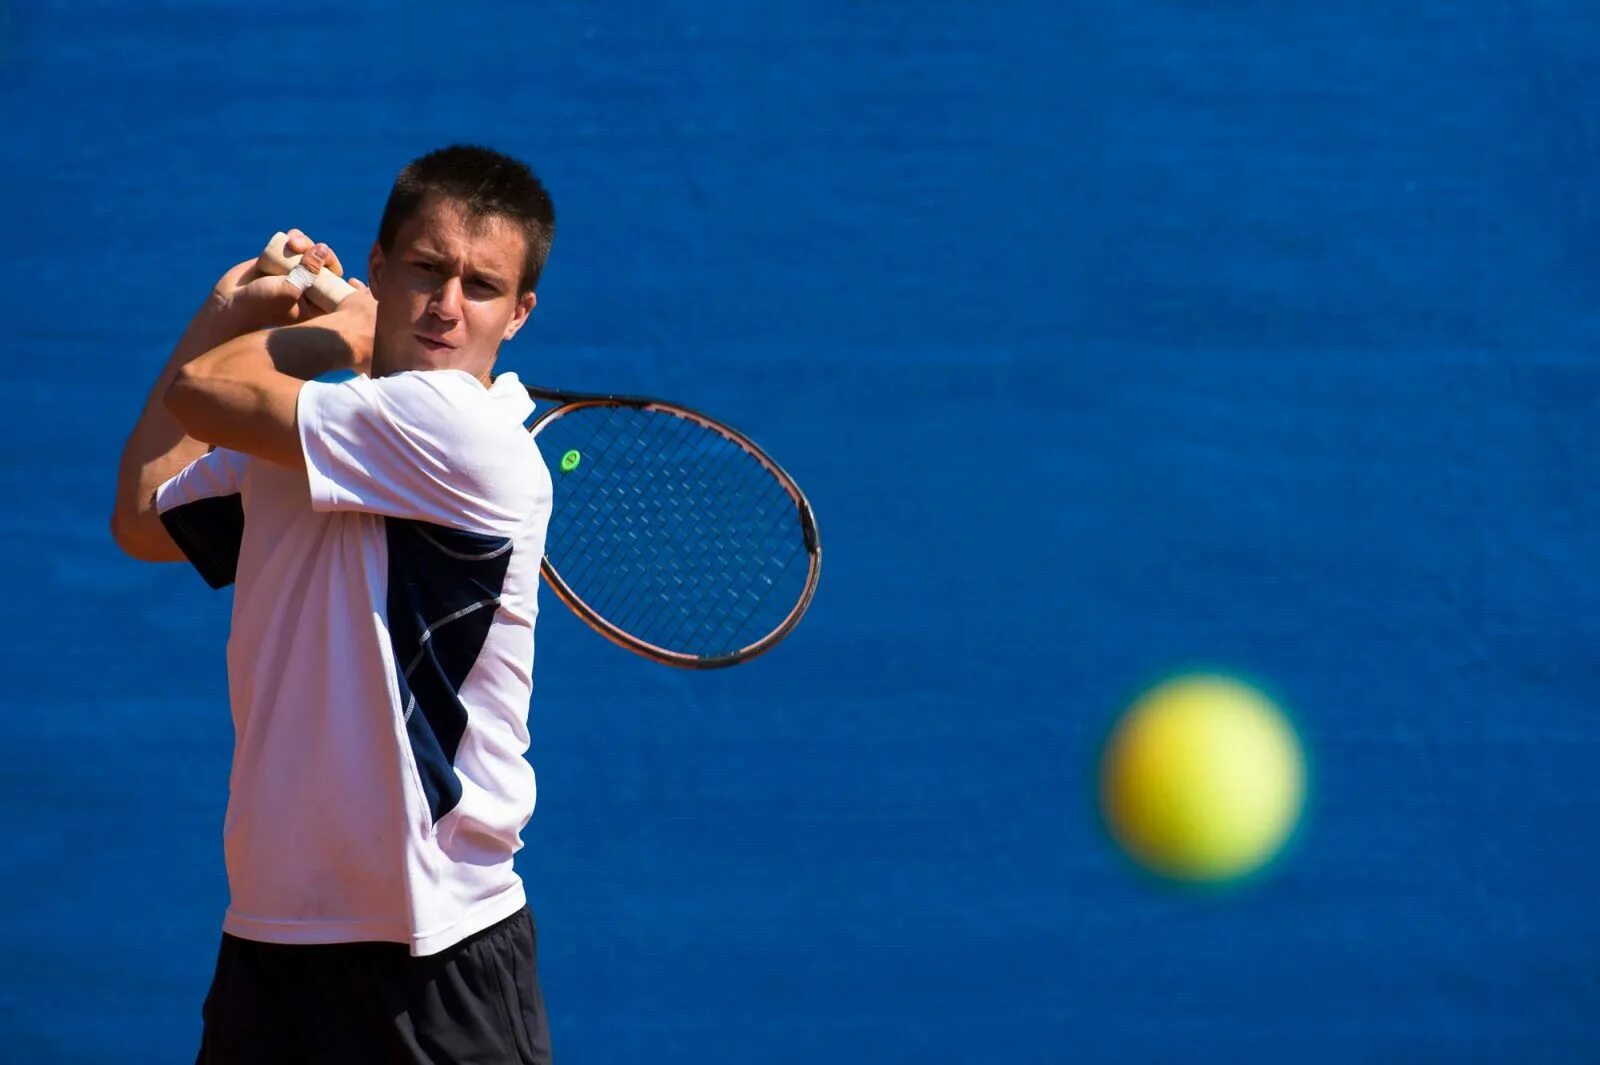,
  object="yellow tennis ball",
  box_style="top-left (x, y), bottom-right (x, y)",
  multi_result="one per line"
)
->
top-left (1100, 674), bottom-right (1305, 883)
